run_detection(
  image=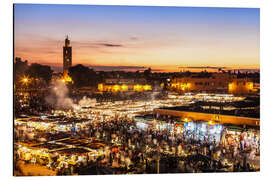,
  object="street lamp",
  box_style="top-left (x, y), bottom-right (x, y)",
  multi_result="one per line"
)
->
top-left (20, 76), bottom-right (30, 92)
top-left (21, 76), bottom-right (29, 84)
top-left (23, 78), bottom-right (28, 83)
top-left (21, 76), bottom-right (30, 87)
